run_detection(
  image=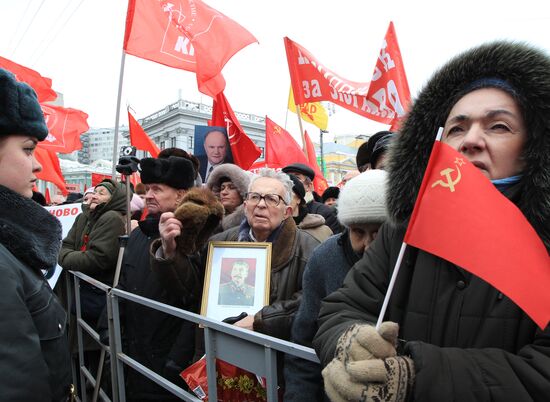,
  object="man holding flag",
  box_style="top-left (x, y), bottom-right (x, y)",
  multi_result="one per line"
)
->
top-left (314, 42), bottom-right (550, 402)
